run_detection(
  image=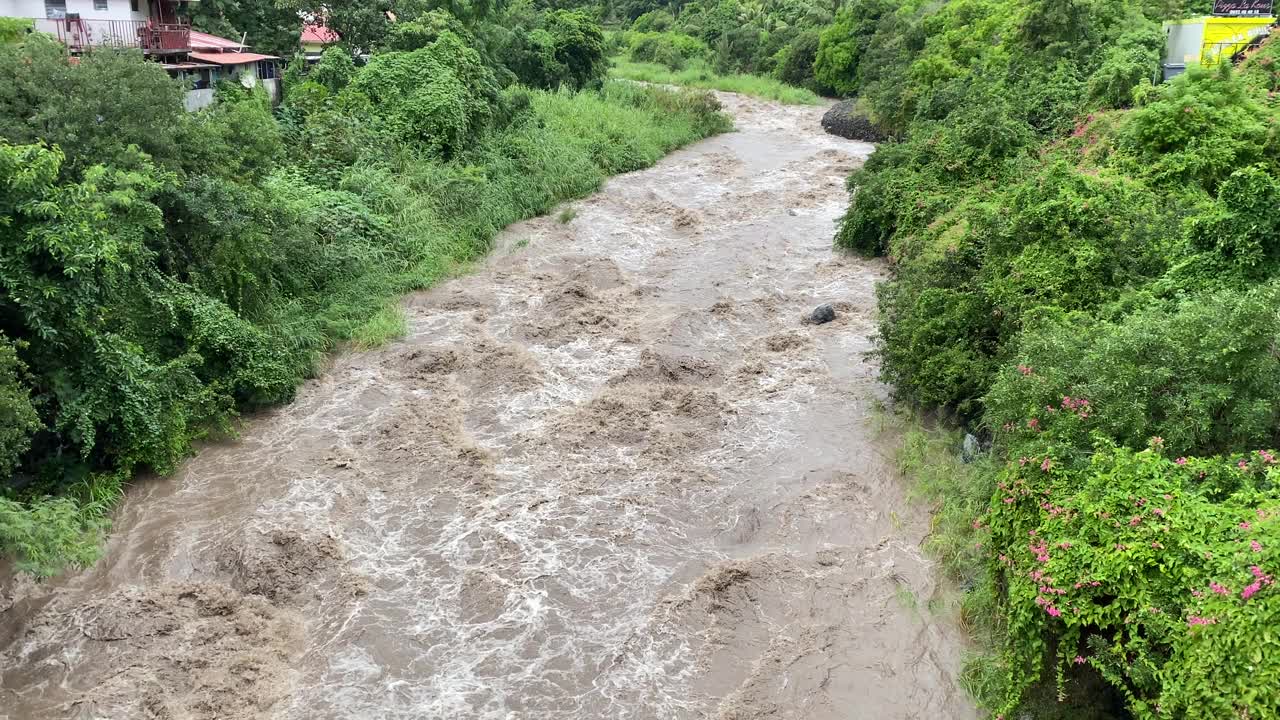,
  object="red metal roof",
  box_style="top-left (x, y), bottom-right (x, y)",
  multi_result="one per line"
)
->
top-left (190, 30), bottom-right (245, 51)
top-left (301, 24), bottom-right (338, 44)
top-left (190, 51), bottom-right (279, 65)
